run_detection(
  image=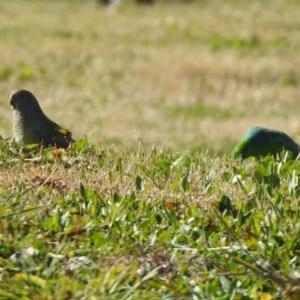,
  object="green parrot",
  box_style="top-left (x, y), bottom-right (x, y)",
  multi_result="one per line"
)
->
top-left (232, 126), bottom-right (300, 159)
top-left (10, 89), bottom-right (74, 150)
